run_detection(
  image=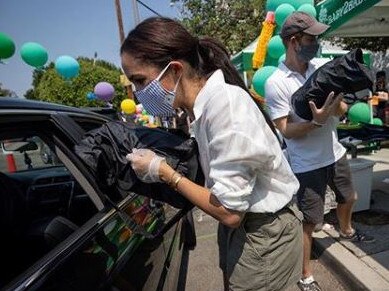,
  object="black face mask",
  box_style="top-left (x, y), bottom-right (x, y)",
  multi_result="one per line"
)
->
top-left (296, 41), bottom-right (320, 63)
